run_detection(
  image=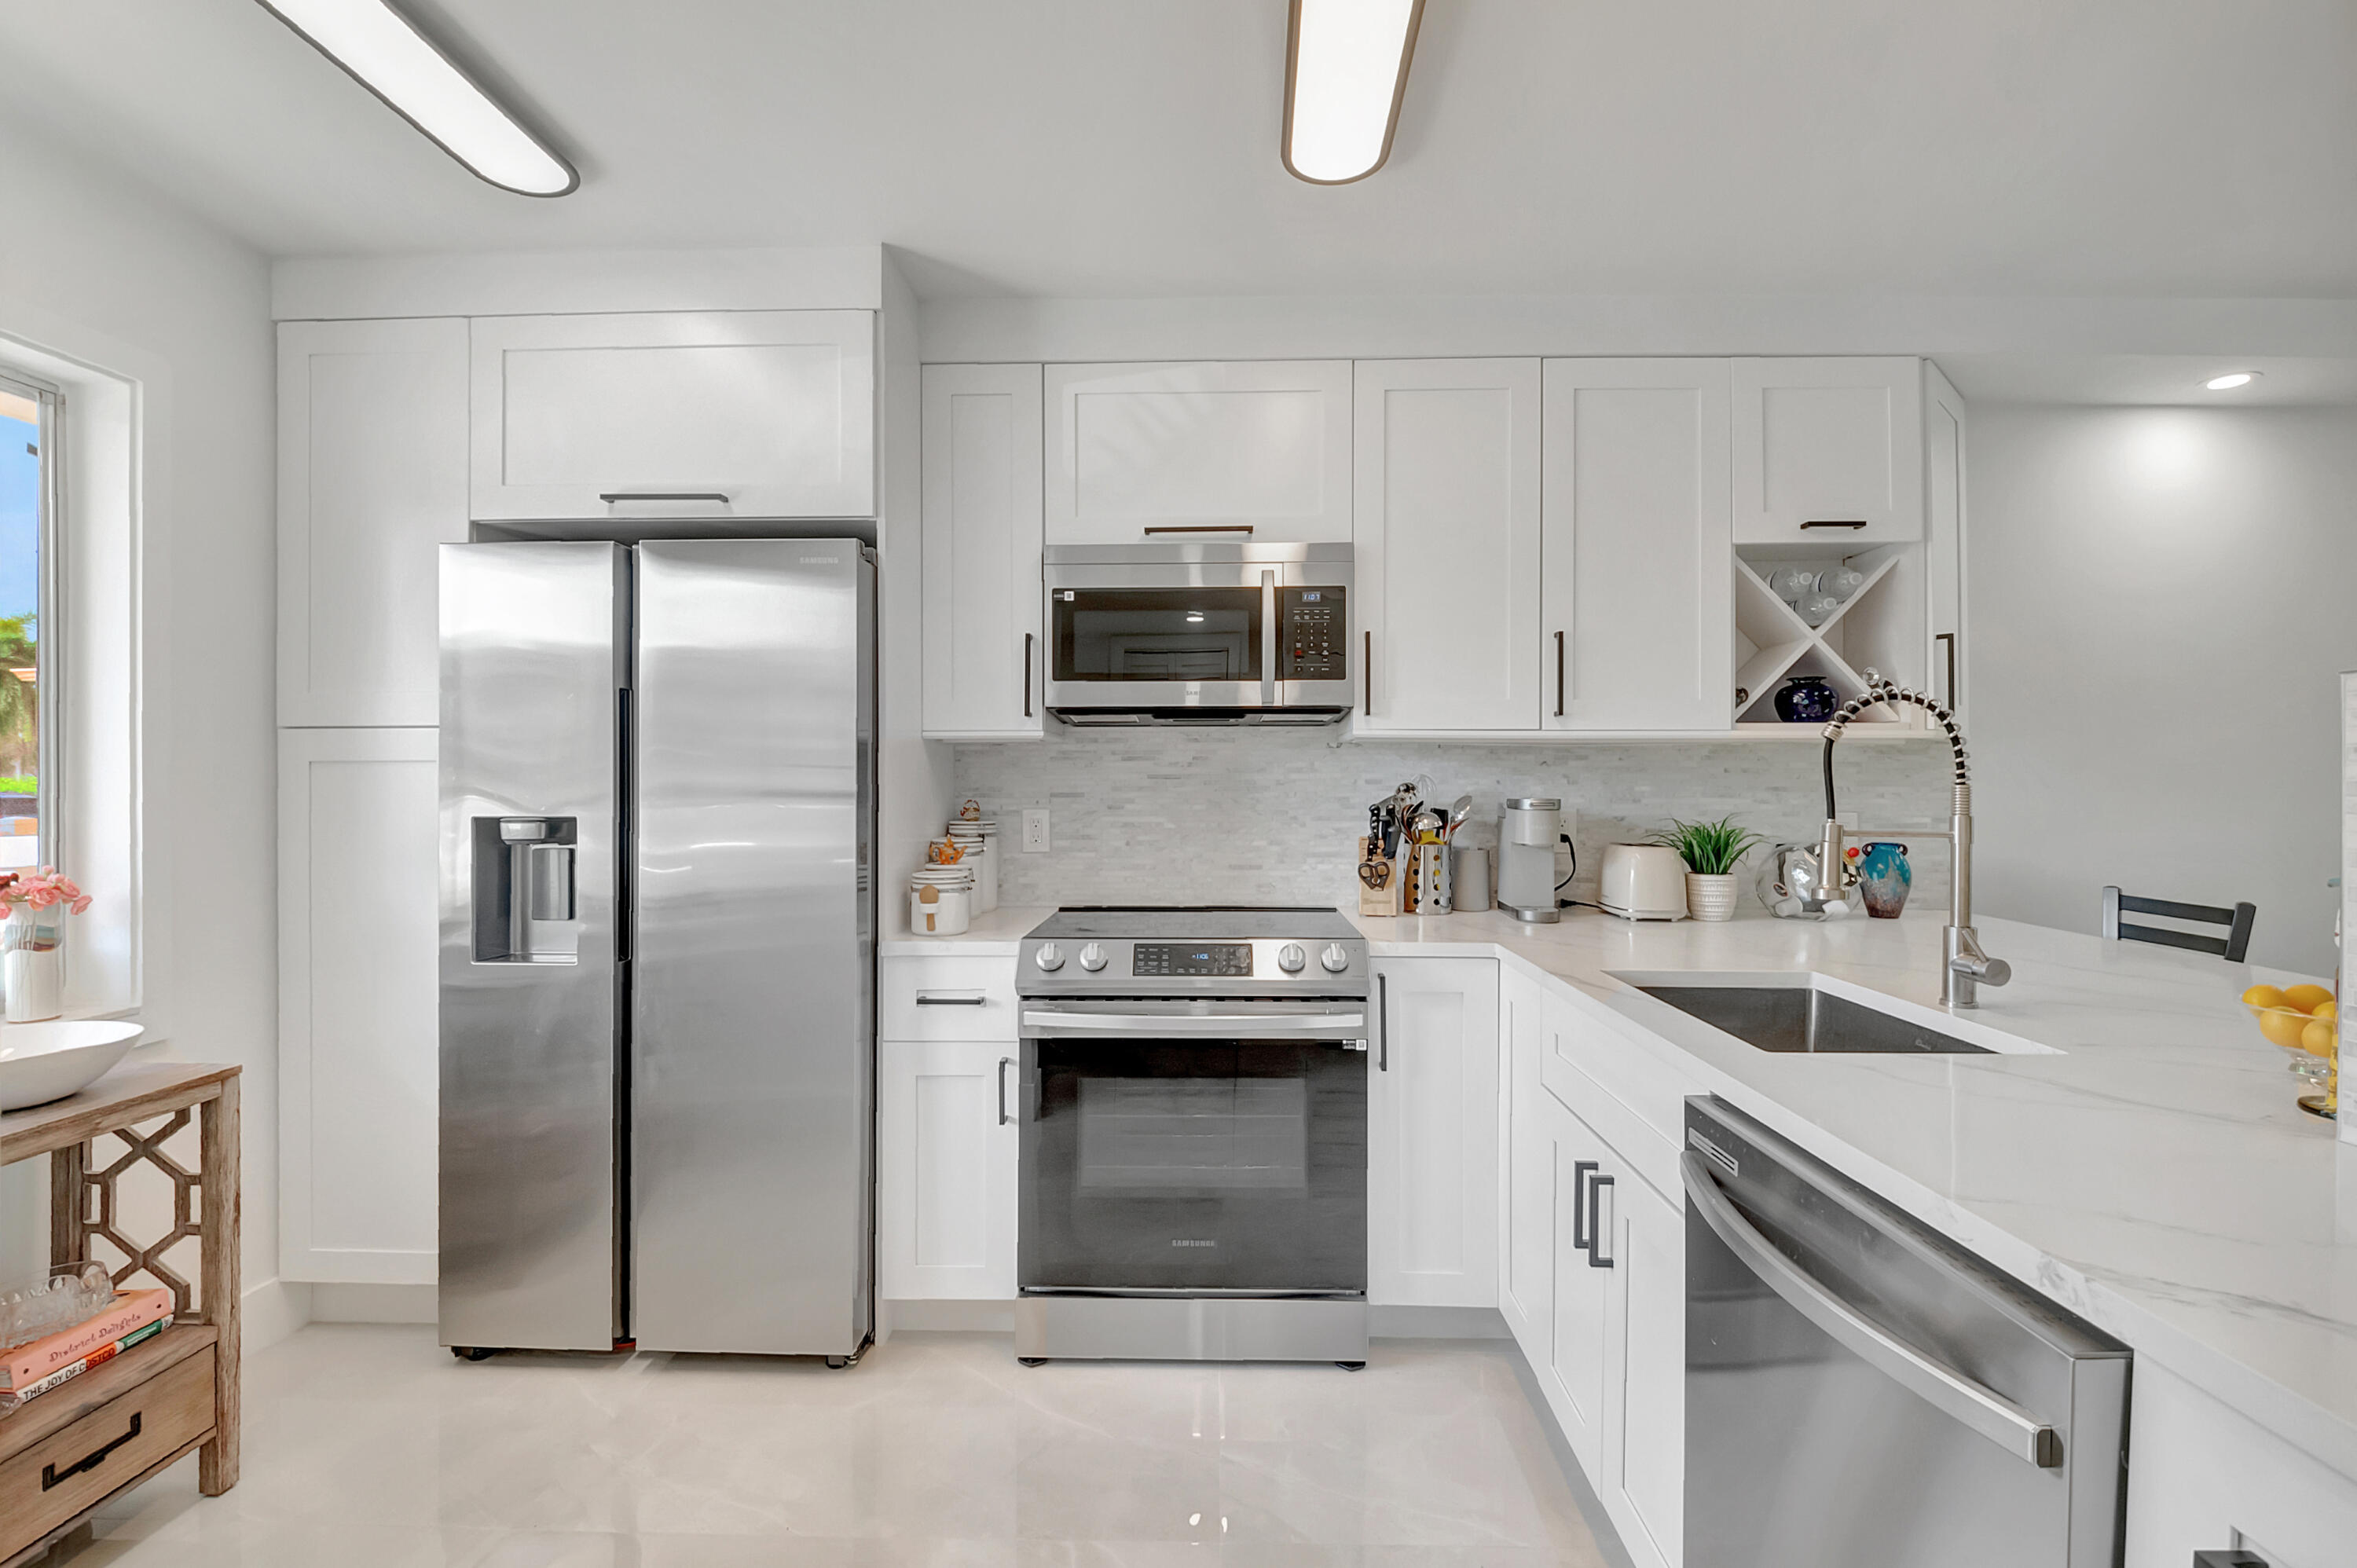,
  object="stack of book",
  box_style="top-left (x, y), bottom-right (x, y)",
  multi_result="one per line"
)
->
top-left (0, 1287), bottom-right (175, 1412)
